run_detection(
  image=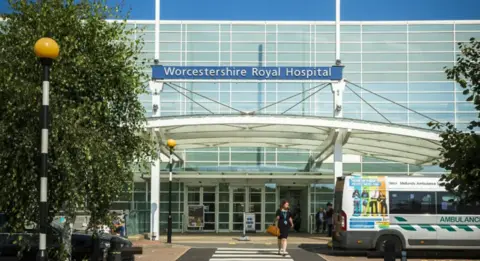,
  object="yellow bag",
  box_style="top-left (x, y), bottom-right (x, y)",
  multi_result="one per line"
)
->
top-left (266, 224), bottom-right (280, 237)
